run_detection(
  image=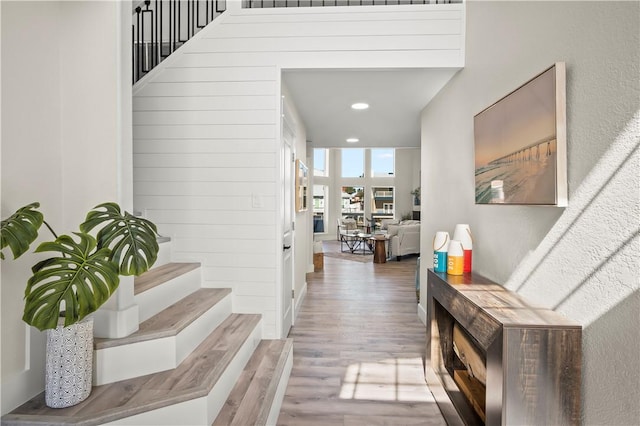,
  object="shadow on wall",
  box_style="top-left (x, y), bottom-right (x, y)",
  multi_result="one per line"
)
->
top-left (505, 115), bottom-right (639, 320)
top-left (583, 290), bottom-right (640, 421)
top-left (504, 113), bottom-right (640, 423)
